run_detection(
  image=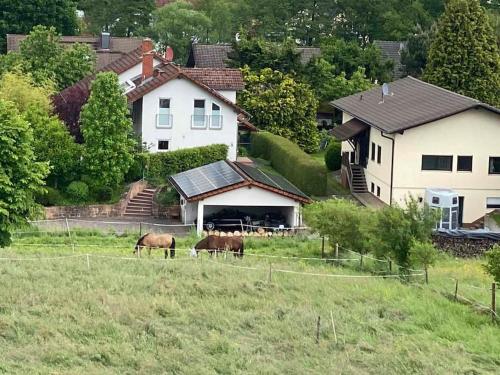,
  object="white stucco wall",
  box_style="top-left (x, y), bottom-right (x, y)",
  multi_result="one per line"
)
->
top-left (364, 129), bottom-right (394, 204)
top-left (117, 59), bottom-right (163, 84)
top-left (392, 108), bottom-right (500, 223)
top-left (140, 78), bottom-right (238, 160)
